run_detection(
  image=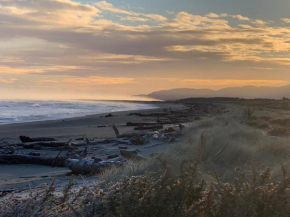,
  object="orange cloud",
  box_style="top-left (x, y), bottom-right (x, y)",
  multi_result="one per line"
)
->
top-left (121, 16), bottom-right (149, 22)
top-left (231, 14), bottom-right (250, 21)
top-left (143, 13), bottom-right (167, 22)
top-left (95, 1), bottom-right (136, 15)
top-left (37, 76), bottom-right (135, 85)
top-left (281, 18), bottom-right (290, 23)
top-left (0, 66), bottom-right (79, 75)
top-left (0, 77), bottom-right (17, 84)
top-left (65, 77), bottom-right (135, 85)
top-left (0, 66), bottom-right (44, 74)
